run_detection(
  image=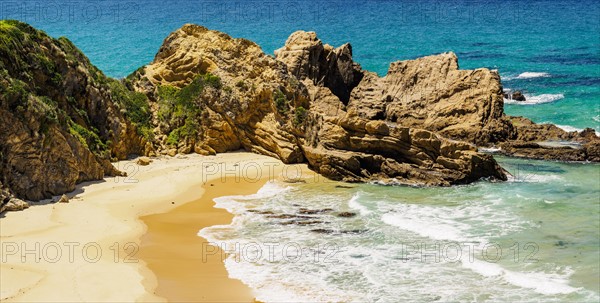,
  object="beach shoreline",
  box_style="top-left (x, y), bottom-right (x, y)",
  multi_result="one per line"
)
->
top-left (0, 152), bottom-right (287, 302)
top-left (138, 175), bottom-right (274, 302)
